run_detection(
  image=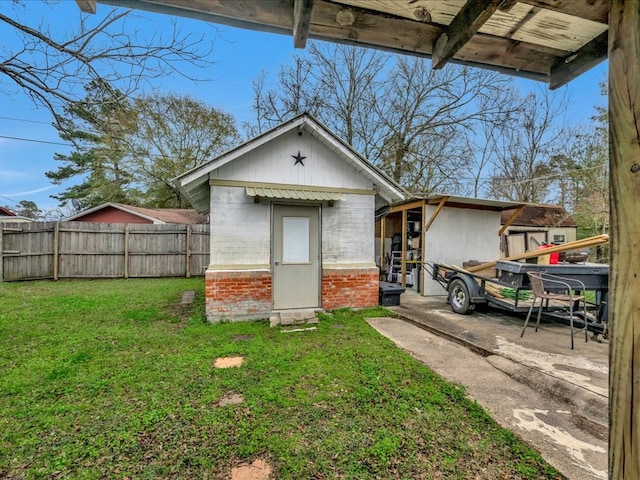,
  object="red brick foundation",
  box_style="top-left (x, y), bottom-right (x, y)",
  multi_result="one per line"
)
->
top-left (321, 267), bottom-right (379, 310)
top-left (205, 269), bottom-right (272, 322)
